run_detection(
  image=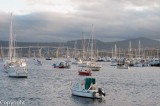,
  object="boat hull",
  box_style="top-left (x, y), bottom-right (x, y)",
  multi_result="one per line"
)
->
top-left (8, 67), bottom-right (28, 78)
top-left (88, 66), bottom-right (101, 71)
top-left (79, 71), bottom-right (91, 76)
top-left (117, 65), bottom-right (129, 69)
top-left (71, 89), bottom-right (103, 99)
